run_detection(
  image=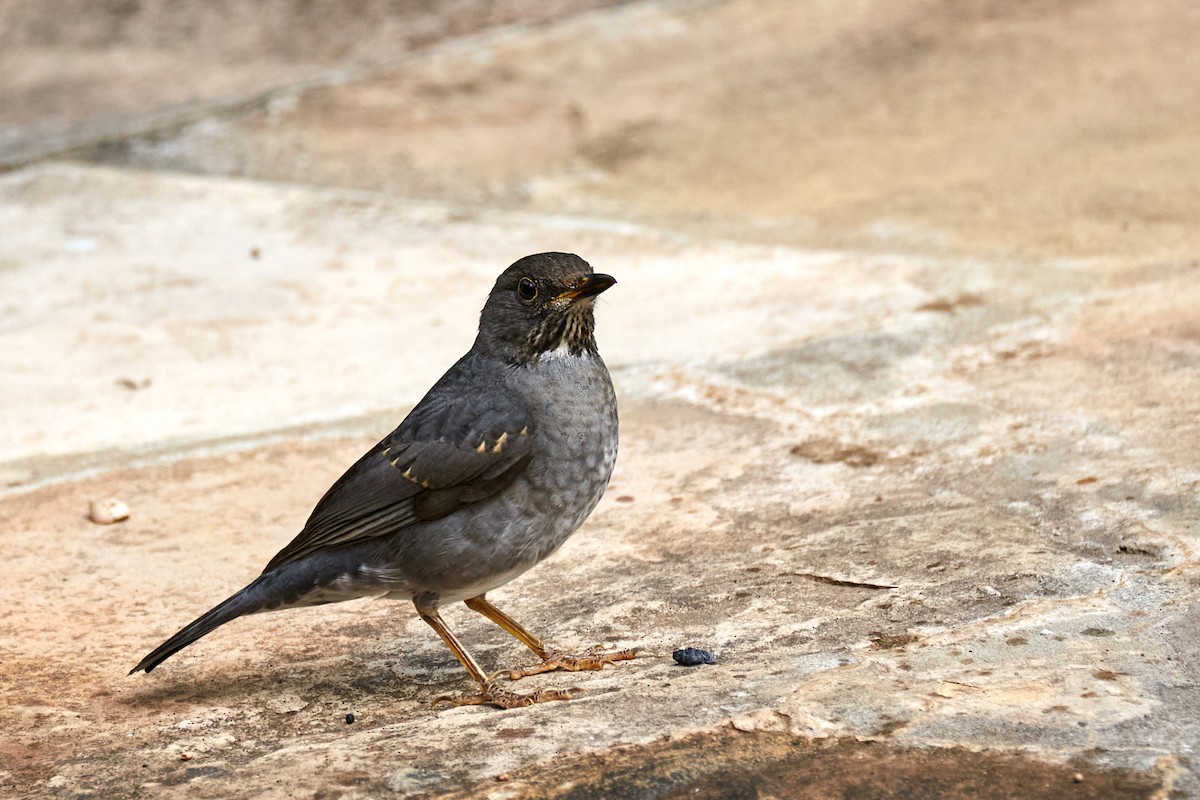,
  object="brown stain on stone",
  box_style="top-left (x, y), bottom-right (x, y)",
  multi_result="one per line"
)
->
top-left (790, 438), bottom-right (881, 468)
top-left (870, 632), bottom-right (920, 650)
top-left (445, 730), bottom-right (1161, 800)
